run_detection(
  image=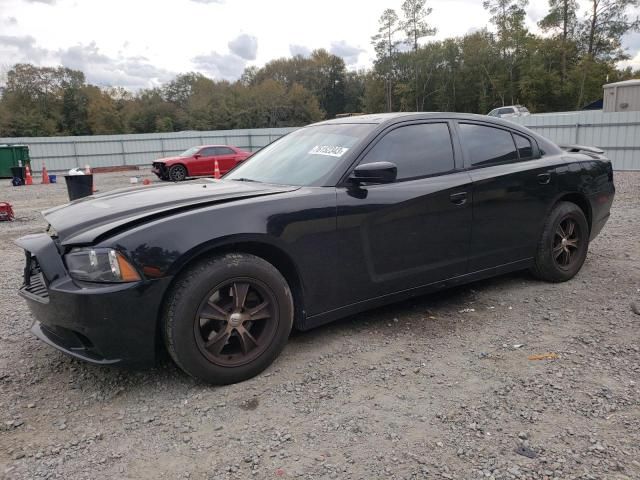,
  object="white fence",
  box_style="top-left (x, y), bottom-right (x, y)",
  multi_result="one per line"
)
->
top-left (1, 110), bottom-right (639, 172)
top-left (511, 110), bottom-right (640, 171)
top-left (0, 127), bottom-right (298, 173)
